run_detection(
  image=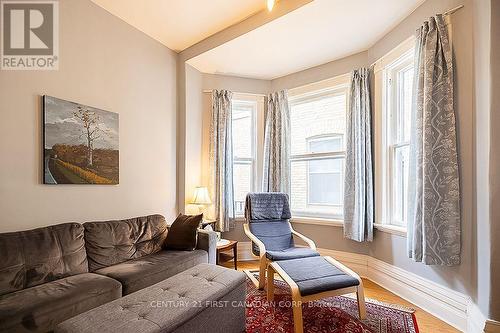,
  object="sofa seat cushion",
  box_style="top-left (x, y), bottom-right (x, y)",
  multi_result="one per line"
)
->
top-left (0, 273), bottom-right (121, 333)
top-left (265, 247), bottom-right (320, 261)
top-left (94, 249), bottom-right (208, 295)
